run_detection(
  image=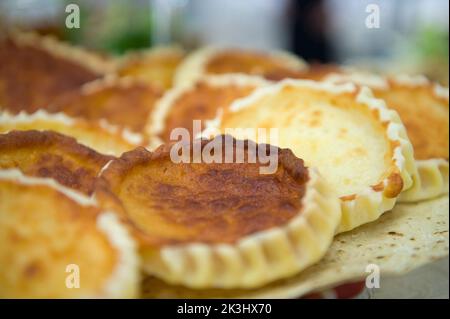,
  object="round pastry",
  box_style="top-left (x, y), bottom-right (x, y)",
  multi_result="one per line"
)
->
top-left (174, 46), bottom-right (306, 86)
top-left (323, 72), bottom-right (449, 202)
top-left (147, 74), bottom-right (269, 148)
top-left (0, 32), bottom-right (111, 114)
top-left (48, 76), bottom-right (162, 135)
top-left (203, 80), bottom-right (416, 233)
top-left (95, 135), bottom-right (341, 289)
top-left (0, 130), bottom-right (113, 195)
top-left (0, 110), bottom-right (142, 156)
top-left (114, 46), bottom-right (185, 90)
top-left (0, 169), bottom-right (139, 298)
